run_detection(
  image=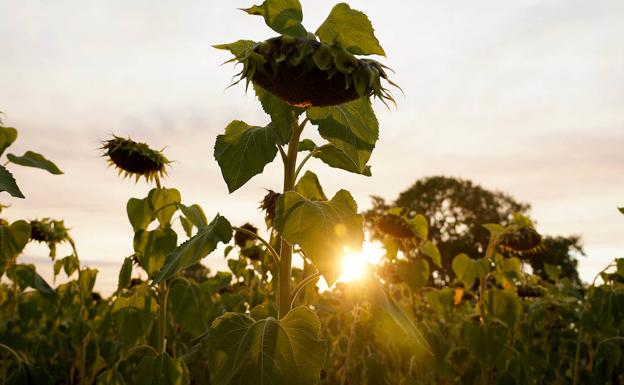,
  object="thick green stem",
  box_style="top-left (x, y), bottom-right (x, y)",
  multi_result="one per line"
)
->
top-left (277, 119), bottom-right (304, 319)
top-left (157, 281), bottom-right (168, 353)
